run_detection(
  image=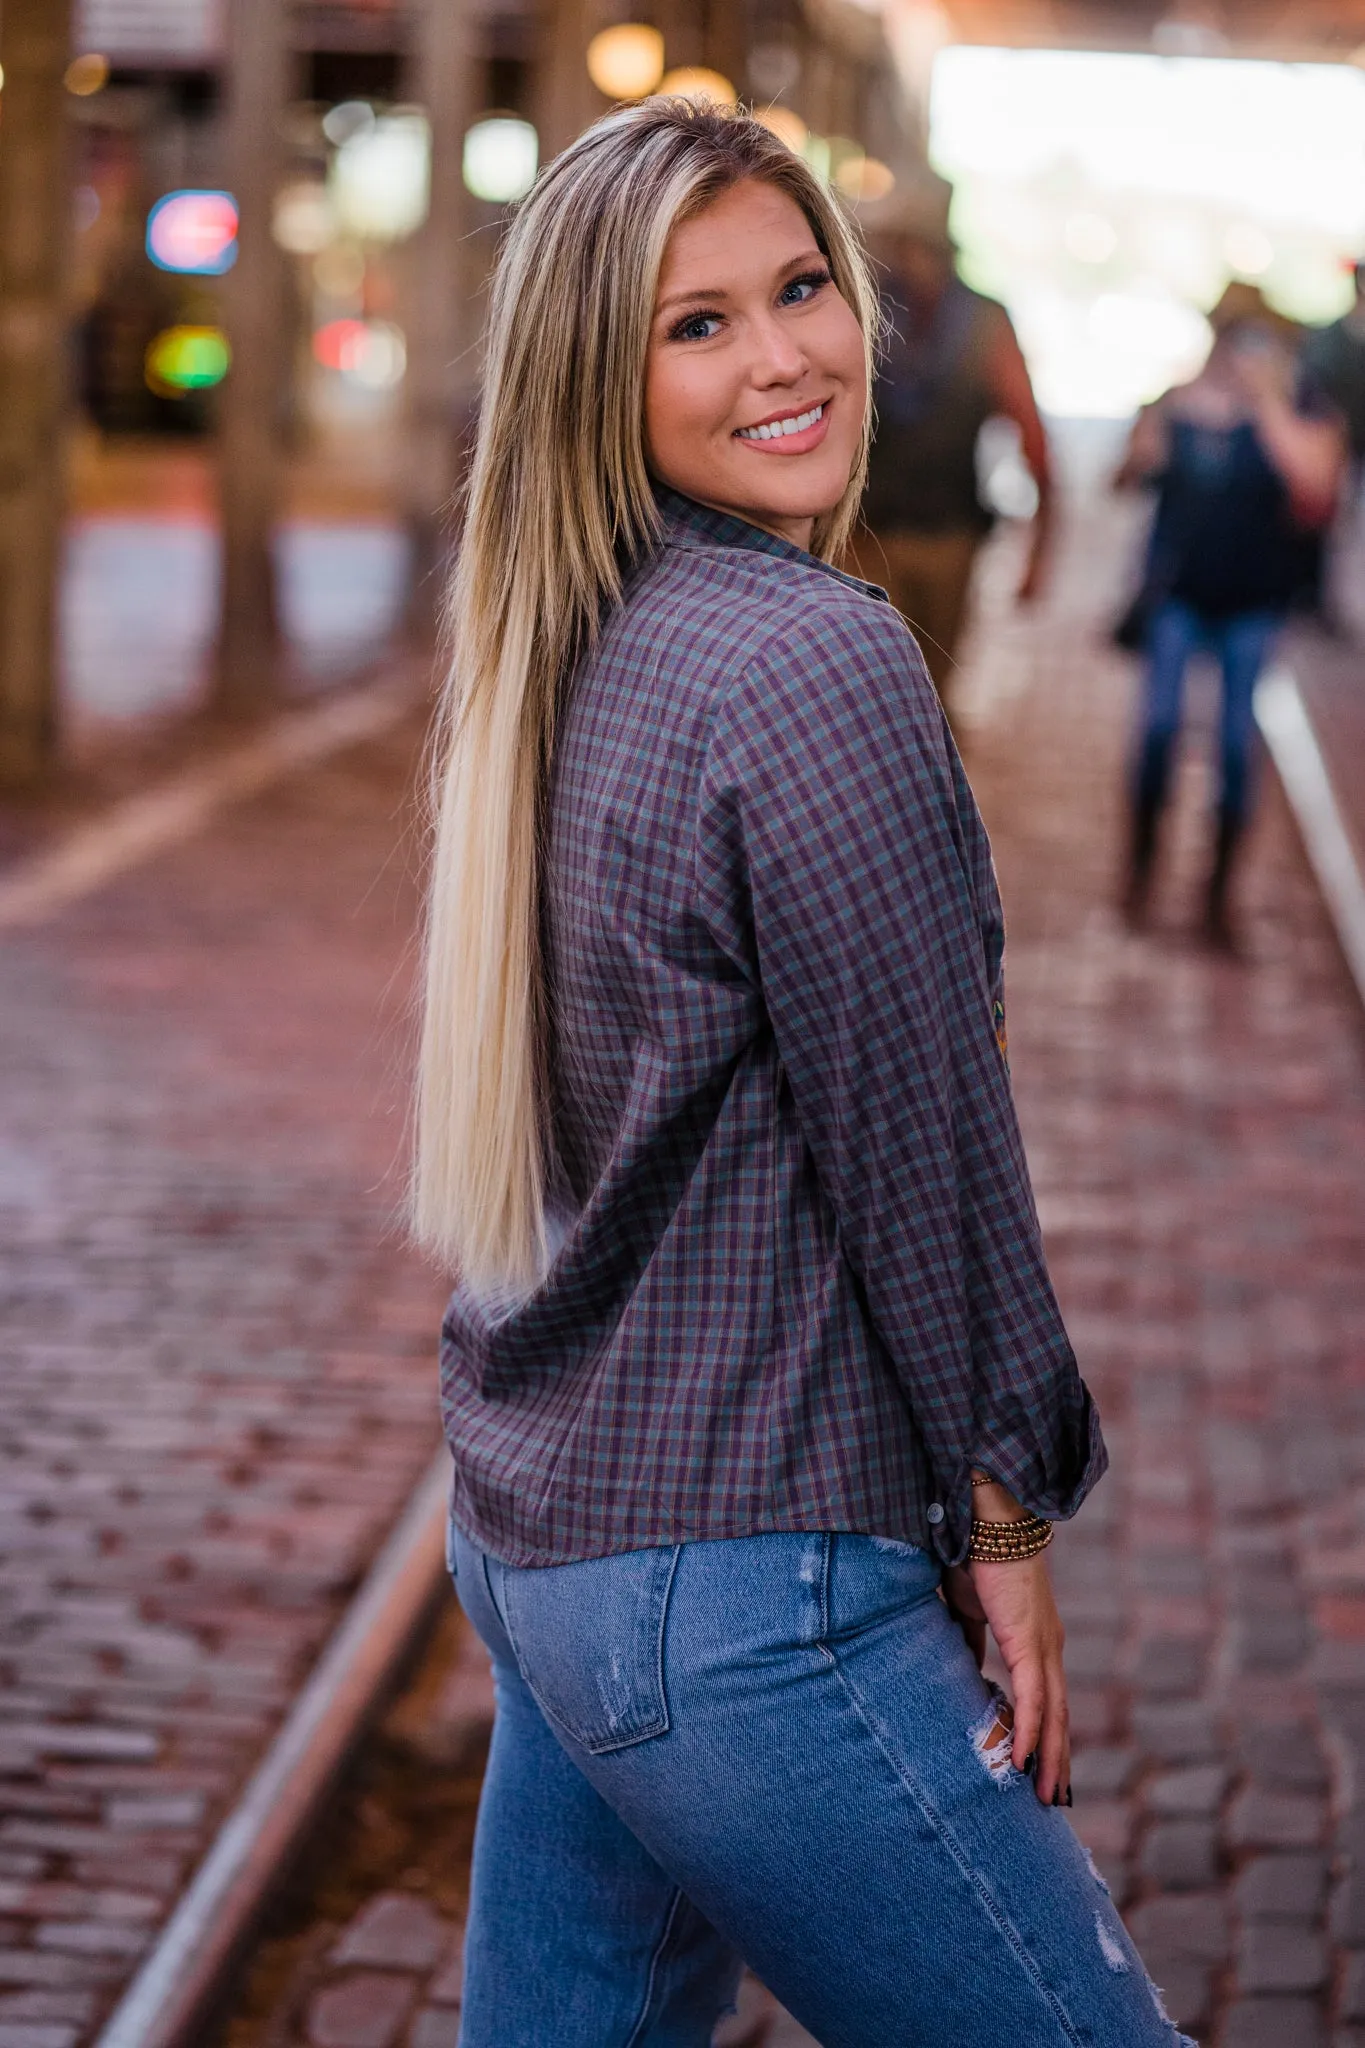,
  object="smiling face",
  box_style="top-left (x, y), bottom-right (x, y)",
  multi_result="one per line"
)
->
top-left (643, 178), bottom-right (868, 550)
